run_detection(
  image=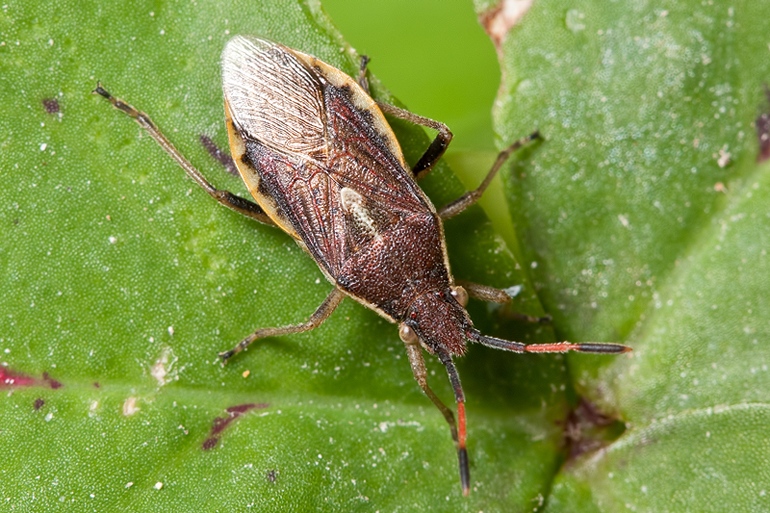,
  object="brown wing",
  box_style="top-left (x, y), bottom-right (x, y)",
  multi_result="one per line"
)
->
top-left (222, 36), bottom-right (434, 278)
